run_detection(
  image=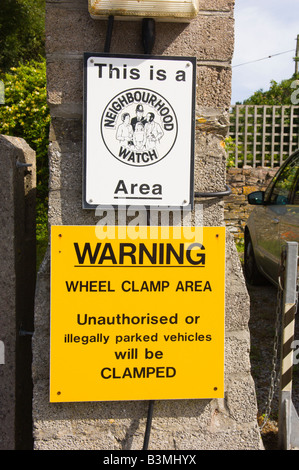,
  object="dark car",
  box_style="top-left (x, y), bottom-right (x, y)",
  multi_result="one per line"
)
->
top-left (244, 150), bottom-right (299, 286)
